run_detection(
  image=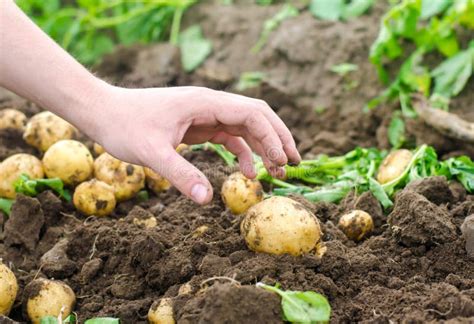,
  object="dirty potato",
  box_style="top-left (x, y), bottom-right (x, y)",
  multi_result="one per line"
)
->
top-left (148, 298), bottom-right (175, 324)
top-left (221, 172), bottom-right (263, 214)
top-left (0, 262), bottom-right (18, 315)
top-left (0, 153), bottom-right (43, 198)
top-left (73, 179), bottom-right (116, 216)
top-left (377, 149), bottom-right (413, 184)
top-left (144, 167), bottom-right (171, 194)
top-left (0, 108), bottom-right (27, 131)
top-left (338, 210), bottom-right (374, 241)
